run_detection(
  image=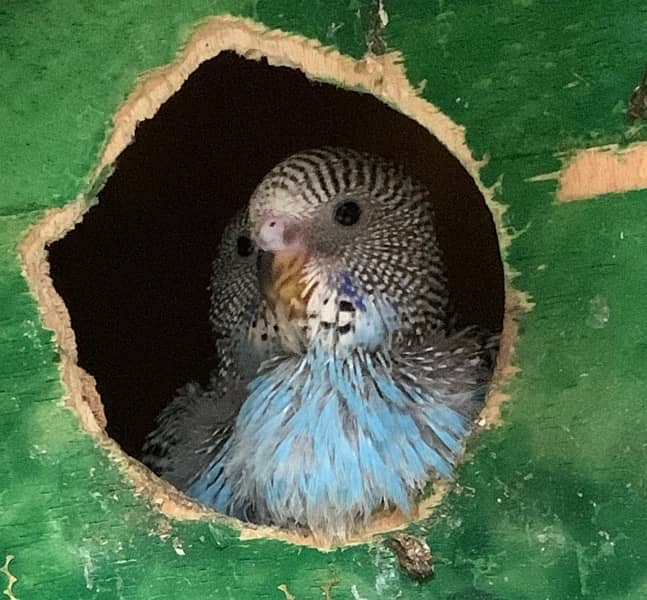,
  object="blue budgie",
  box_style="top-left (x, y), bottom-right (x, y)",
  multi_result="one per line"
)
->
top-left (206, 208), bottom-right (288, 382)
top-left (185, 148), bottom-right (497, 541)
